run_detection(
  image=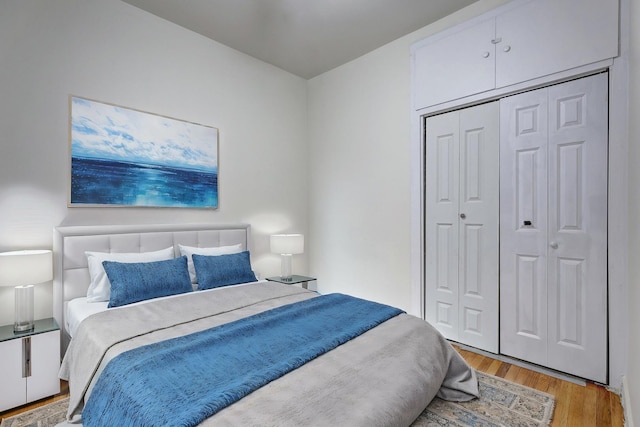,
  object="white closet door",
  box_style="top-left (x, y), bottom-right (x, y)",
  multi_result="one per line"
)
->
top-left (546, 74), bottom-right (608, 382)
top-left (426, 102), bottom-right (499, 353)
top-left (458, 104), bottom-right (499, 352)
top-left (500, 74), bottom-right (608, 382)
top-left (426, 110), bottom-right (460, 341)
top-left (500, 87), bottom-right (549, 367)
